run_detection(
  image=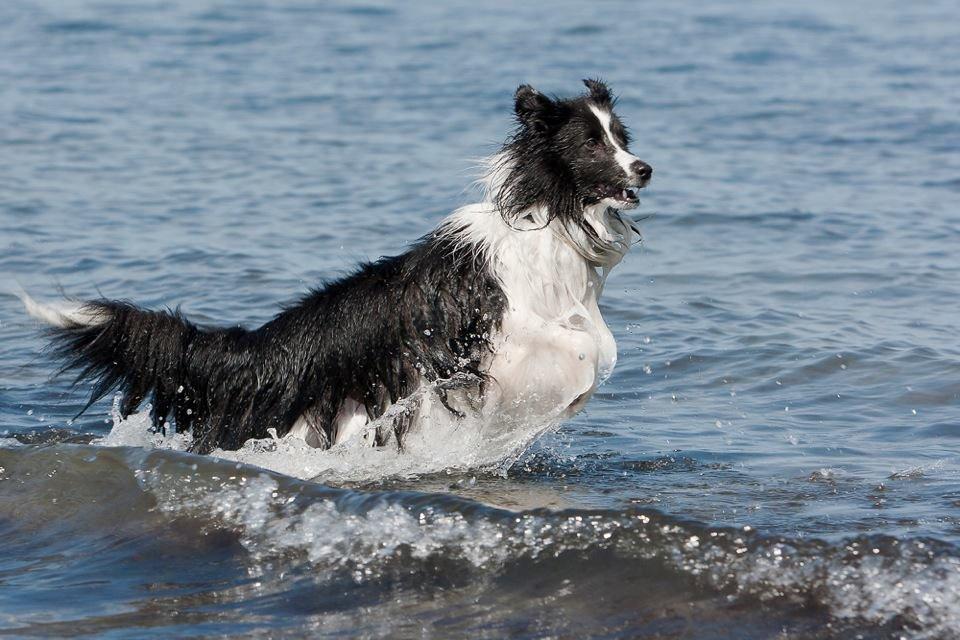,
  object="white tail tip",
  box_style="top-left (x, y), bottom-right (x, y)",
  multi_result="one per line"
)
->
top-left (16, 290), bottom-right (109, 329)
